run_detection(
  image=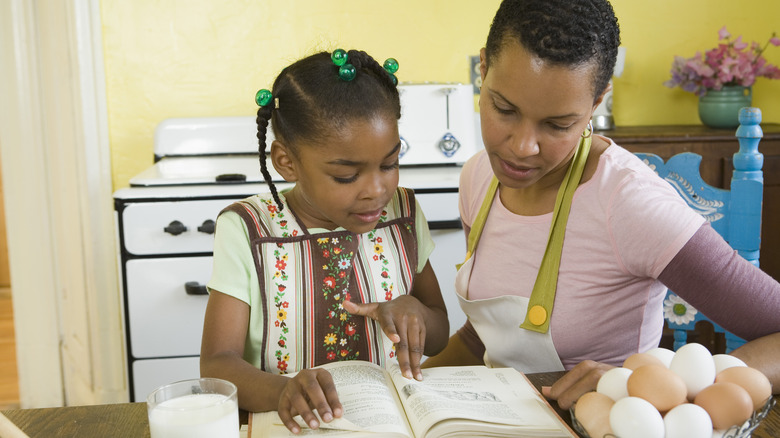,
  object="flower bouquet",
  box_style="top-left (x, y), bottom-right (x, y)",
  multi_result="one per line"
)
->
top-left (664, 26), bottom-right (780, 96)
